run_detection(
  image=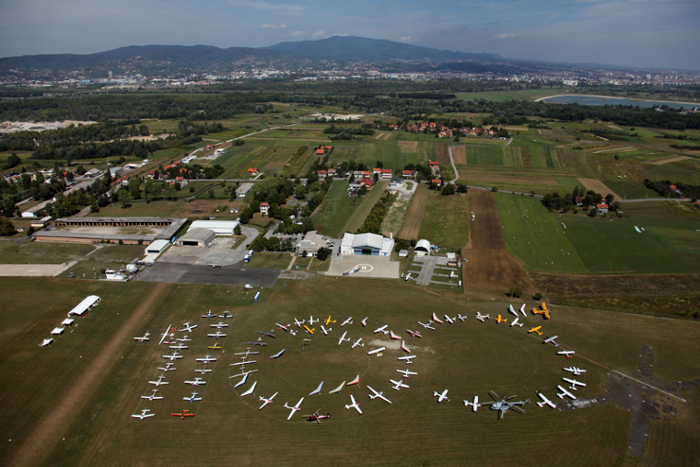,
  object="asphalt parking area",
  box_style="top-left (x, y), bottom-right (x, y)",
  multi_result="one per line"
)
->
top-left (327, 255), bottom-right (400, 279)
top-left (134, 262), bottom-right (279, 287)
